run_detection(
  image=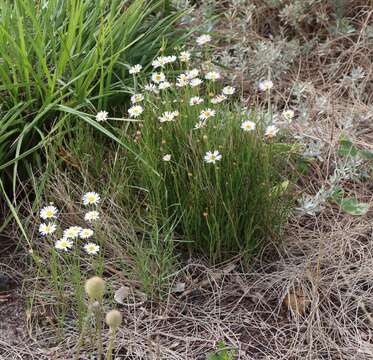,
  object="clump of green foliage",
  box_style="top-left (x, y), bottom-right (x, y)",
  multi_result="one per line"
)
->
top-left (0, 0), bottom-right (187, 194)
top-left (126, 48), bottom-right (292, 262)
